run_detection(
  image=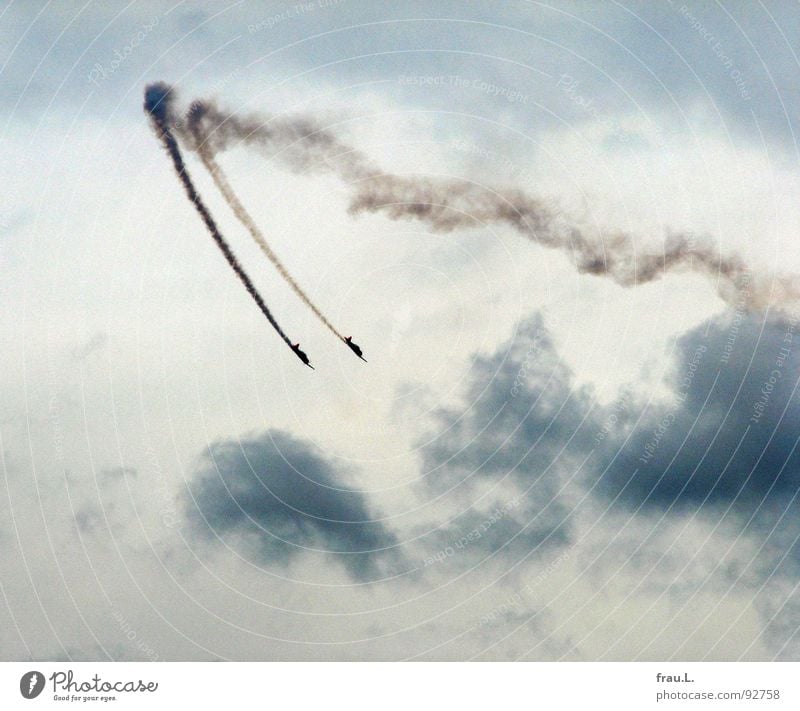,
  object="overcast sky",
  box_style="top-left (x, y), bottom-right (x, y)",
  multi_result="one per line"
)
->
top-left (3, 0), bottom-right (800, 661)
